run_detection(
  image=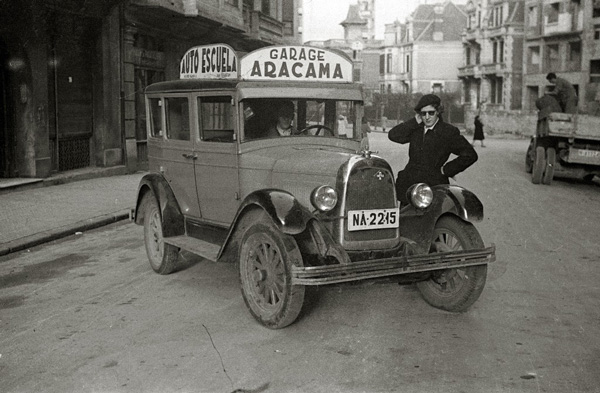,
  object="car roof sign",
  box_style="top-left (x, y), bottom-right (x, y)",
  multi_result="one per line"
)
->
top-left (180, 44), bottom-right (238, 80)
top-left (239, 45), bottom-right (353, 83)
